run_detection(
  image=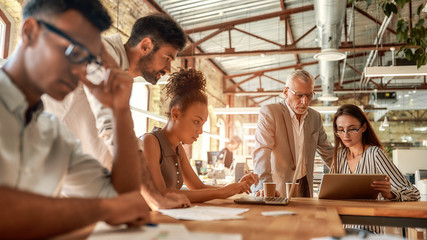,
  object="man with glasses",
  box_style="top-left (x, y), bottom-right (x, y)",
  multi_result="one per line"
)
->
top-left (252, 69), bottom-right (333, 198)
top-left (0, 0), bottom-right (150, 238)
top-left (43, 14), bottom-right (190, 210)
